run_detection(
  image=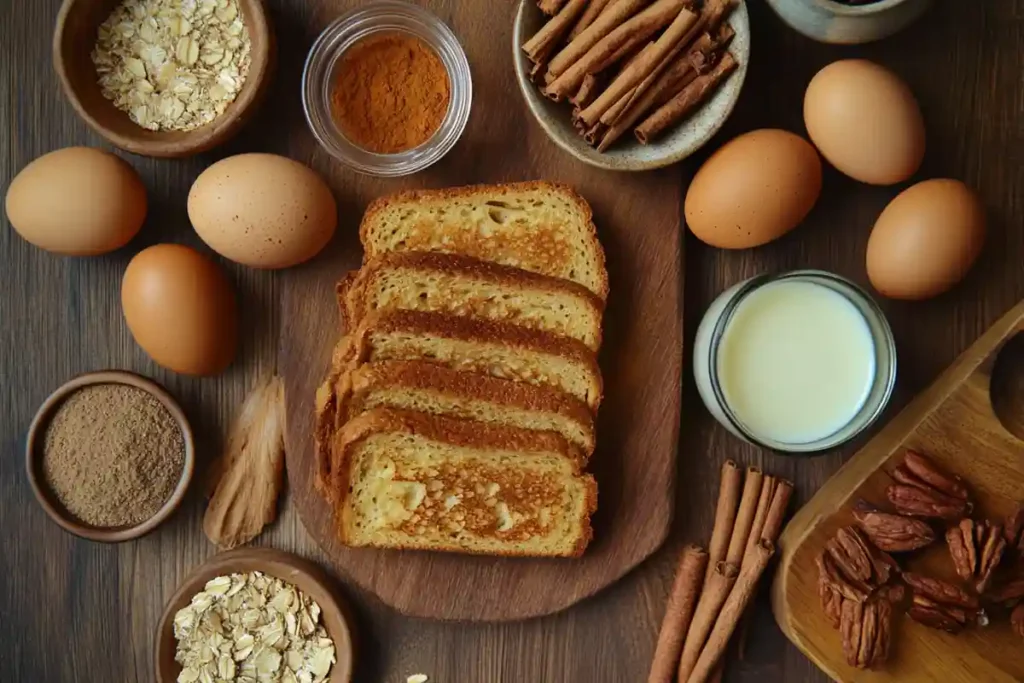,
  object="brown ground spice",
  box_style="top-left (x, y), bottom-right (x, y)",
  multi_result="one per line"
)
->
top-left (330, 32), bottom-right (450, 154)
top-left (42, 384), bottom-right (185, 527)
